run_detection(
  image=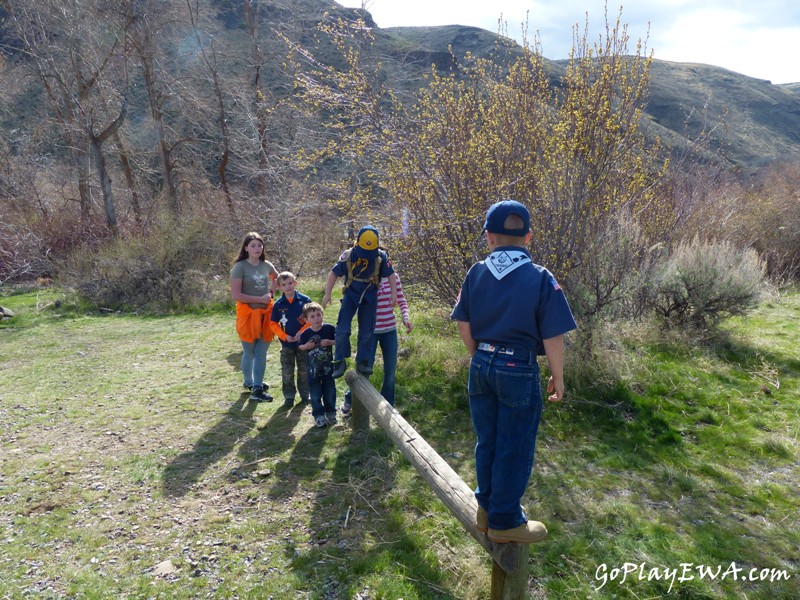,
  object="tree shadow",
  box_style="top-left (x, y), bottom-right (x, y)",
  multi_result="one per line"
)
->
top-left (161, 393), bottom-right (258, 498)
